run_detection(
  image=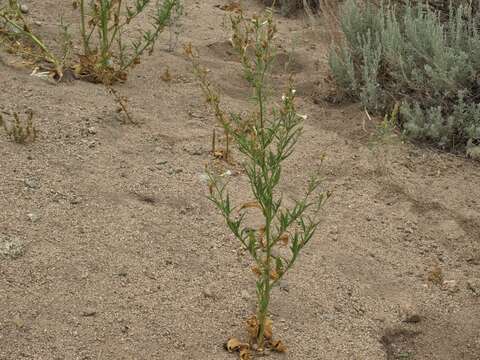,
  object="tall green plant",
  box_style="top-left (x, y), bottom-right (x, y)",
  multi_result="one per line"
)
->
top-left (189, 9), bottom-right (329, 354)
